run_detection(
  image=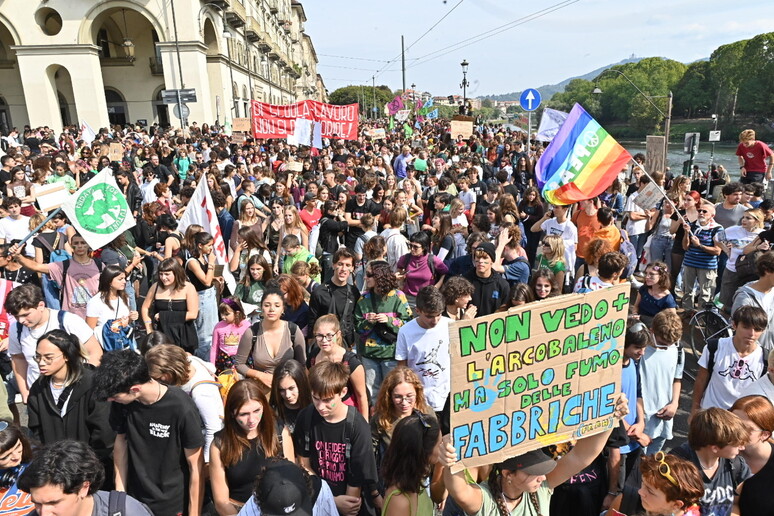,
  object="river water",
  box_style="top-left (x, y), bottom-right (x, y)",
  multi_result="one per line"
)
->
top-left (622, 141), bottom-right (741, 179)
